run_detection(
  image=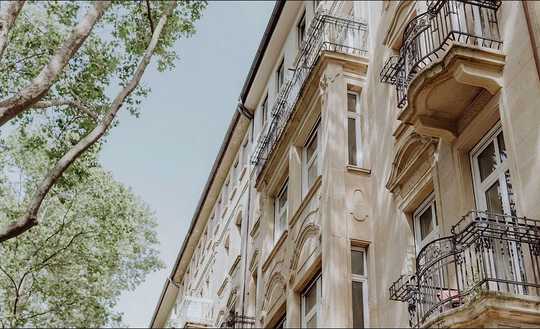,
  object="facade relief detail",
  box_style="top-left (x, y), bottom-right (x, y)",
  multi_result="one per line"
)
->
top-left (386, 132), bottom-right (437, 193)
top-left (350, 189), bottom-right (369, 222)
